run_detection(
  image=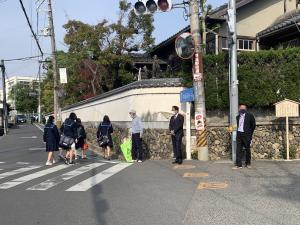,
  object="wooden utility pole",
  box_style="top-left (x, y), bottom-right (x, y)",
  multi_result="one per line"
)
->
top-left (47, 0), bottom-right (61, 125)
top-left (189, 0), bottom-right (209, 160)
